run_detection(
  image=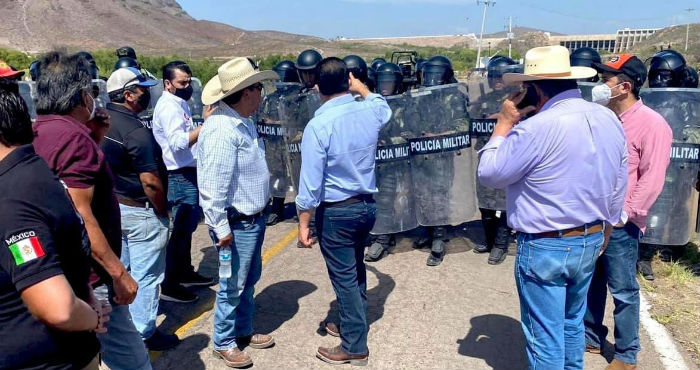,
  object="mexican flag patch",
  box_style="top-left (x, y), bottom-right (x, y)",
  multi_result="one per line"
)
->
top-left (8, 236), bottom-right (45, 266)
